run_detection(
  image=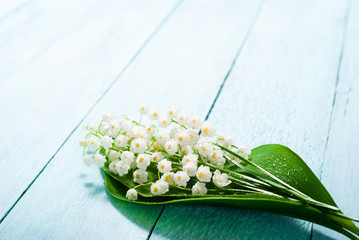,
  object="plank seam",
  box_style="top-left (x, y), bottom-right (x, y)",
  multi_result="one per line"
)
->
top-left (0, 0), bottom-right (183, 224)
top-left (146, 206), bottom-right (165, 240)
top-left (204, 0), bottom-right (266, 121)
top-left (317, 0), bottom-right (352, 189)
top-left (321, 0), bottom-right (352, 180)
top-left (309, 0), bottom-right (352, 239)
top-left (146, 1), bottom-right (266, 239)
